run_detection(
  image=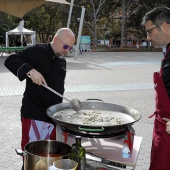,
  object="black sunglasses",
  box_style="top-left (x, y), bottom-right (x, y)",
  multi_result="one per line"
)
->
top-left (57, 37), bottom-right (73, 51)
